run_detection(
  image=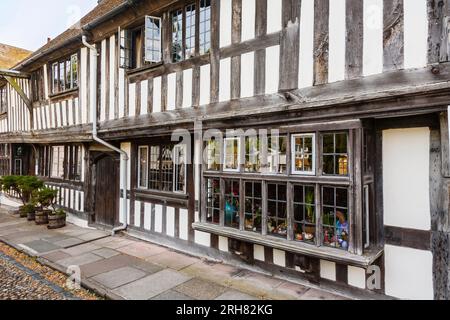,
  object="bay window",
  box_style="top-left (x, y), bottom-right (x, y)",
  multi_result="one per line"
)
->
top-left (202, 128), bottom-right (362, 253)
top-left (51, 54), bottom-right (78, 94)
